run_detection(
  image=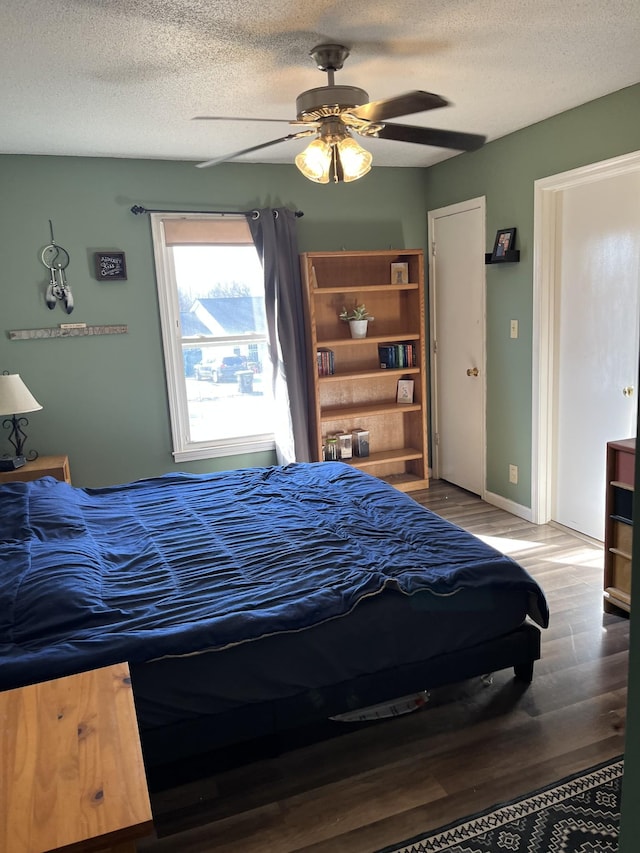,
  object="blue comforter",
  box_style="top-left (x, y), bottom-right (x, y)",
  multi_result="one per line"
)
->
top-left (0, 462), bottom-right (548, 690)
